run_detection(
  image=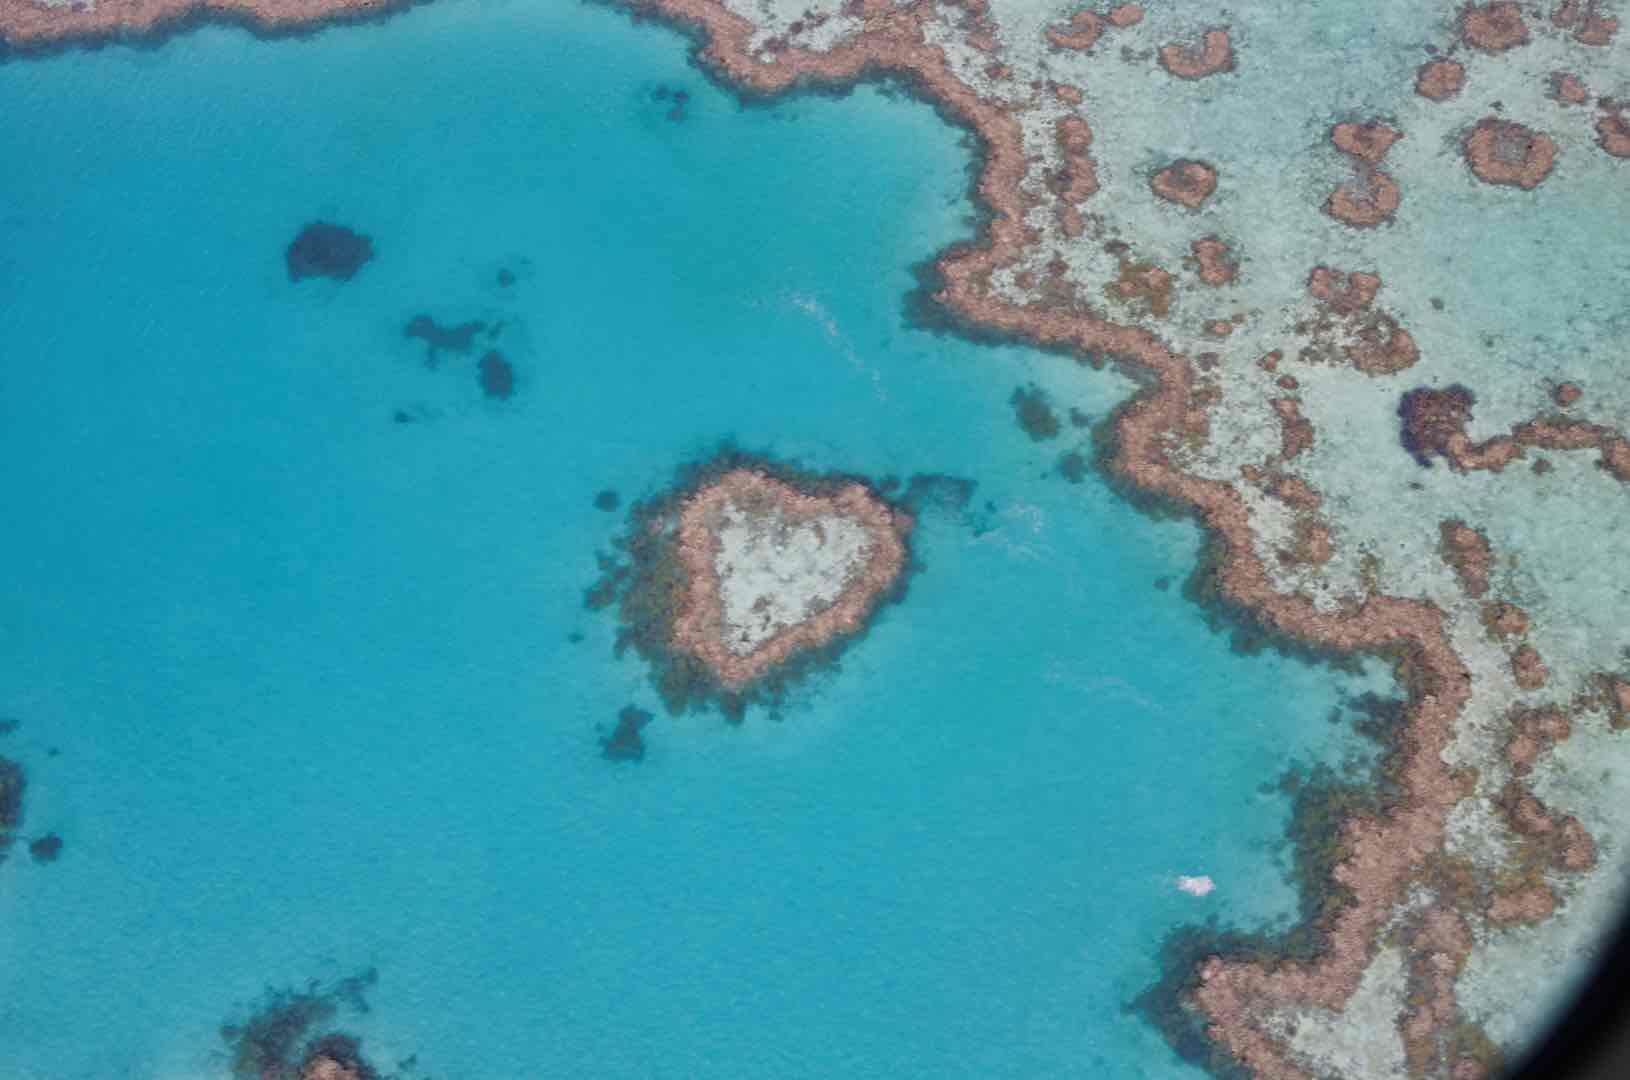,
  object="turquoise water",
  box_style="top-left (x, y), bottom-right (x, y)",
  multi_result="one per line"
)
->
top-left (0, 2), bottom-right (1388, 1076)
